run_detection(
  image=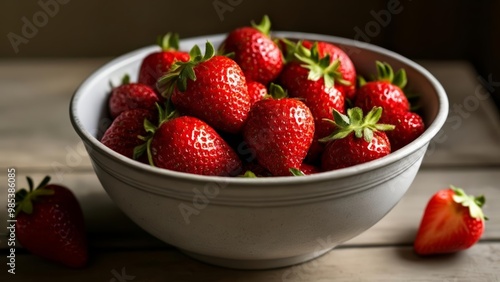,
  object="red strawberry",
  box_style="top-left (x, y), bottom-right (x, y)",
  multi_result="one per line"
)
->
top-left (301, 40), bottom-right (357, 100)
top-left (221, 15), bottom-right (284, 85)
top-left (108, 75), bottom-right (160, 119)
top-left (138, 105), bottom-right (242, 176)
top-left (101, 108), bottom-right (154, 159)
top-left (247, 80), bottom-right (267, 105)
top-left (355, 61), bottom-right (410, 119)
top-left (382, 111), bottom-right (425, 151)
top-left (138, 33), bottom-right (190, 90)
top-left (320, 107), bottom-right (394, 170)
top-left (243, 87), bottom-right (315, 176)
top-left (279, 44), bottom-right (346, 163)
top-left (158, 42), bottom-right (251, 134)
top-left (414, 186), bottom-right (487, 255)
top-left (15, 176), bottom-right (88, 268)
top-left (151, 116), bottom-right (242, 176)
